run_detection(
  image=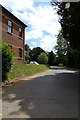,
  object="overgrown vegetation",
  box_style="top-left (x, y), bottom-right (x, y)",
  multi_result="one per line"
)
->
top-left (2, 41), bottom-right (14, 82)
top-left (8, 64), bottom-right (49, 81)
top-left (2, 42), bottom-right (49, 82)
